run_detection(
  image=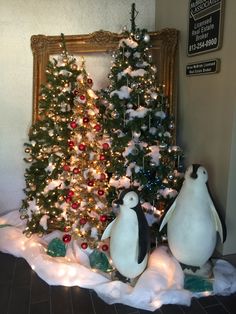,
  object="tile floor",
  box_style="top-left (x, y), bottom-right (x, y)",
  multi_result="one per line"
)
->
top-left (0, 251), bottom-right (236, 314)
